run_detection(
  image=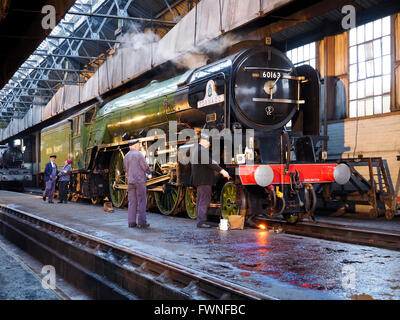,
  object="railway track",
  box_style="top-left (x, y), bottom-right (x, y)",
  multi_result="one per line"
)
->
top-left (0, 204), bottom-right (275, 300)
top-left (21, 189), bottom-right (400, 252)
top-left (253, 217), bottom-right (400, 251)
